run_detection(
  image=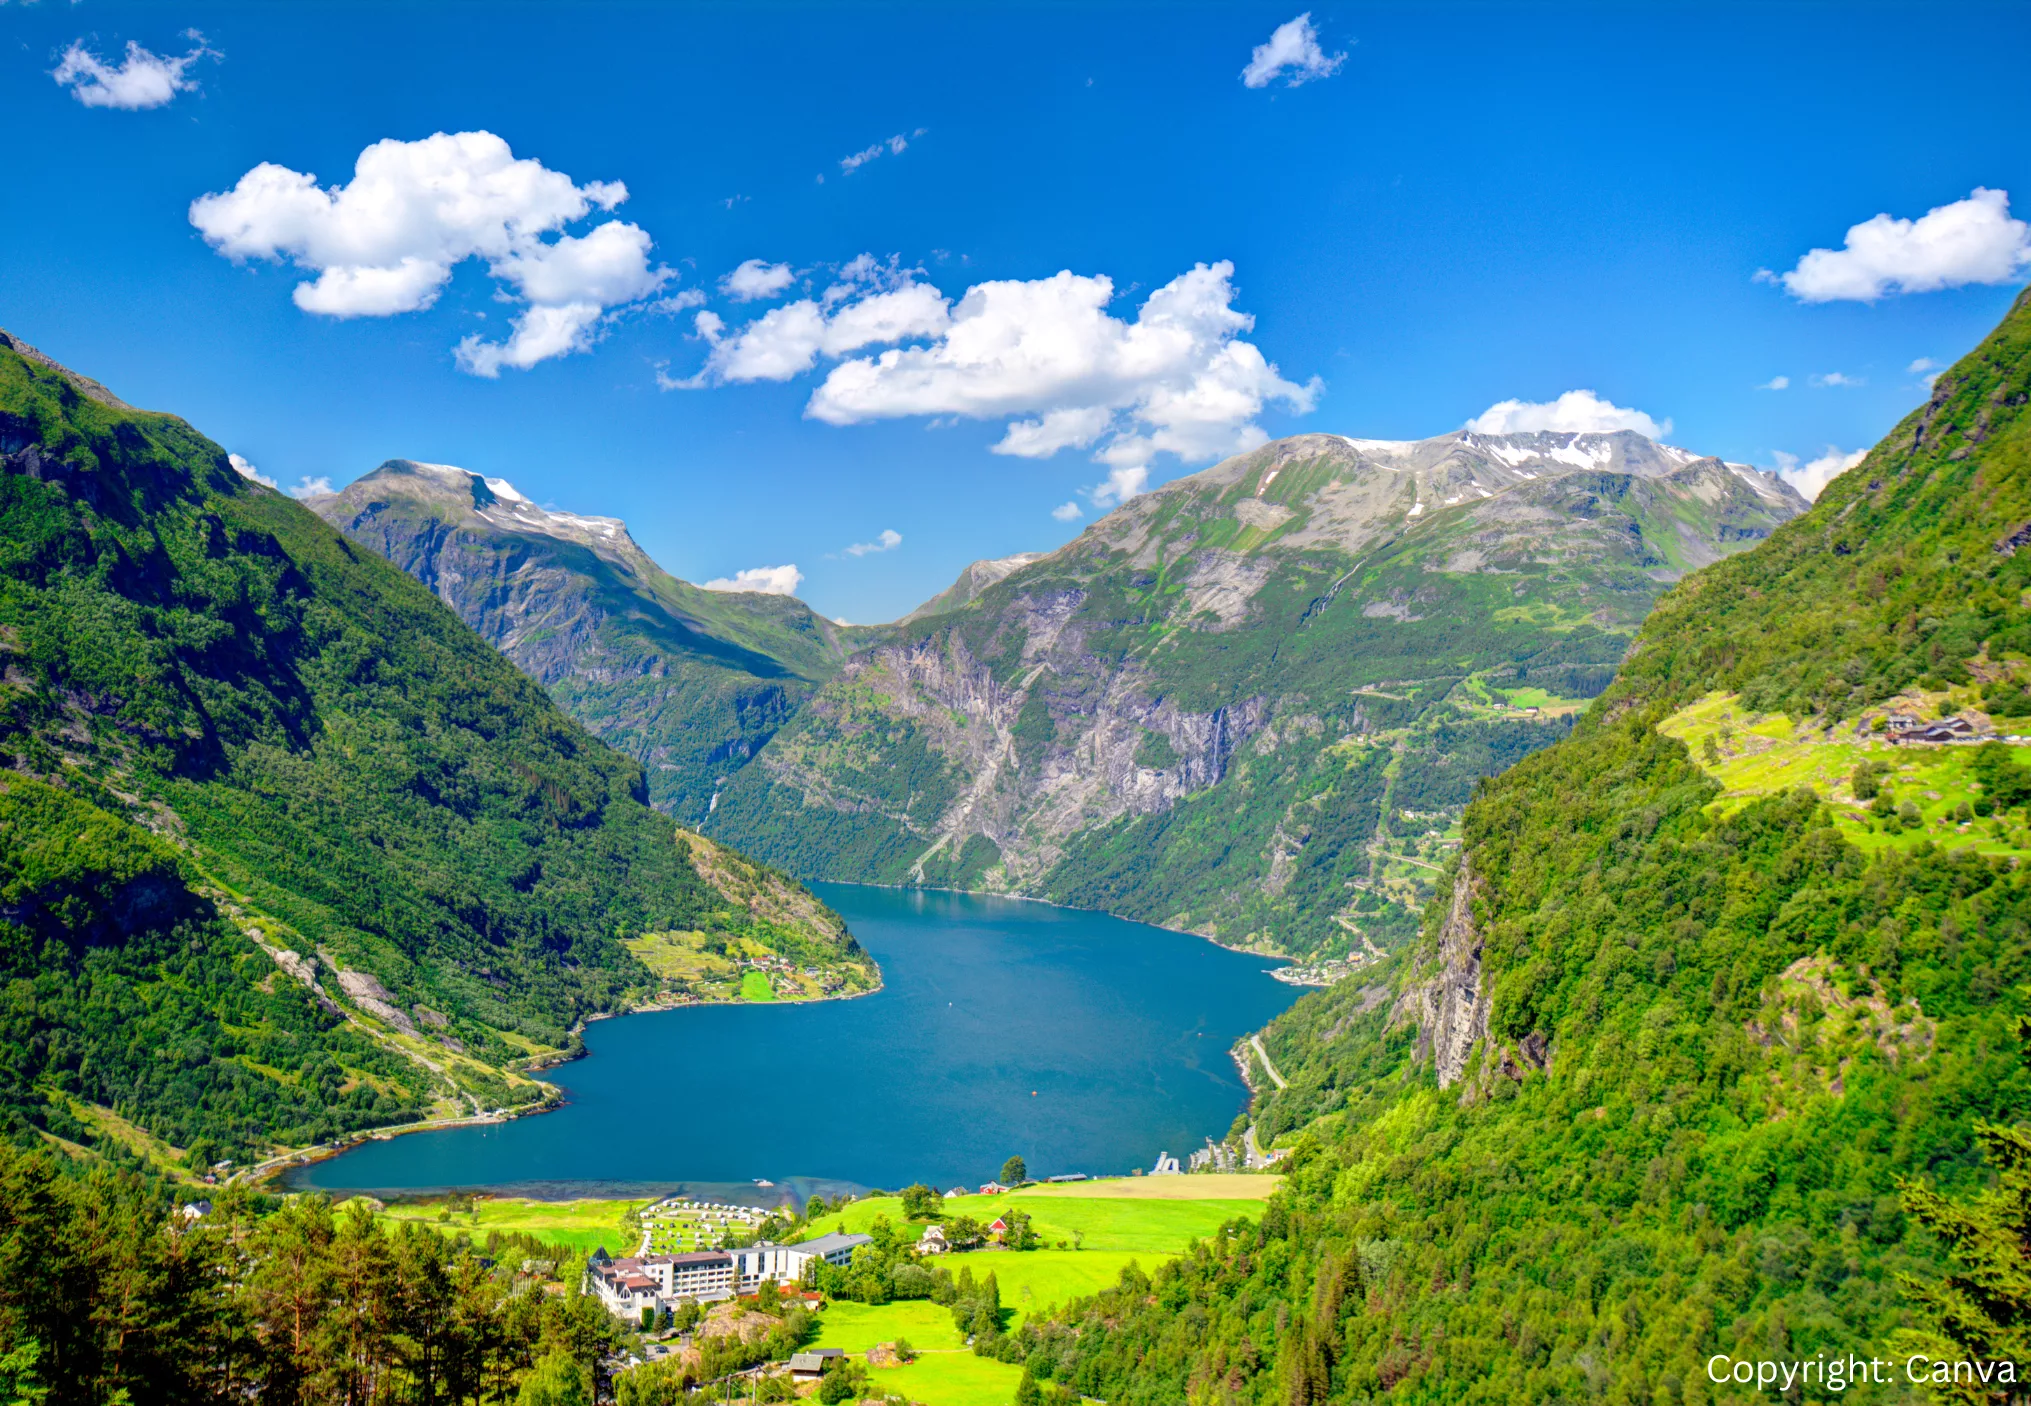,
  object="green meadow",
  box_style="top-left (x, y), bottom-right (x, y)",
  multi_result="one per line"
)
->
top-left (806, 1177), bottom-right (1280, 1403)
top-left (369, 1195), bottom-right (639, 1257)
top-left (1658, 689), bottom-right (2031, 856)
